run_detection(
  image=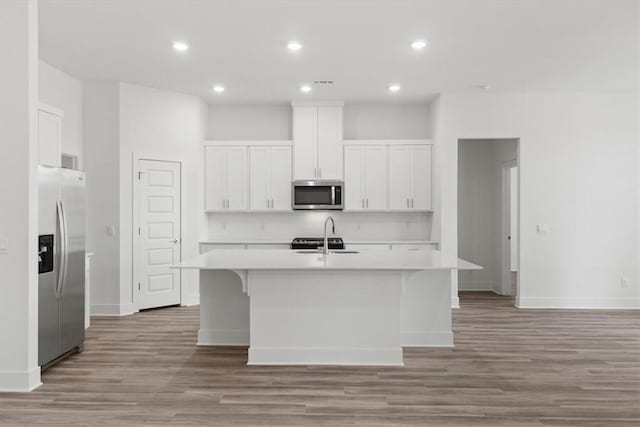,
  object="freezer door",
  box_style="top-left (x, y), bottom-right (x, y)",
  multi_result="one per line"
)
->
top-left (38, 166), bottom-right (61, 366)
top-left (58, 169), bottom-right (86, 355)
